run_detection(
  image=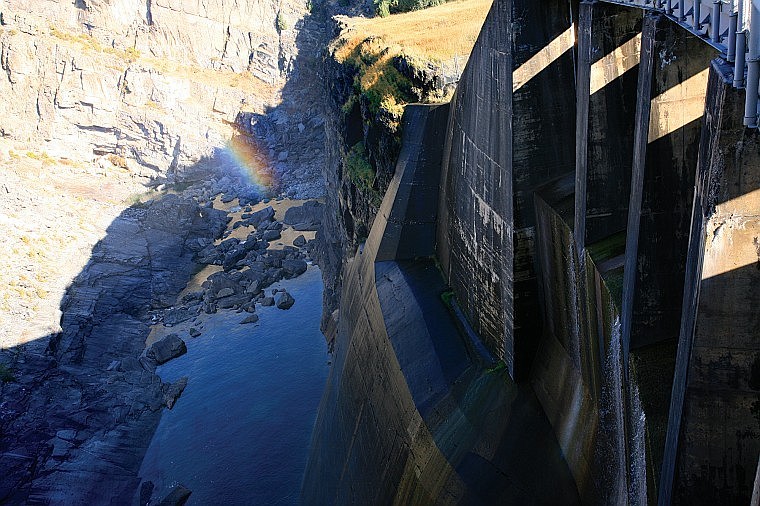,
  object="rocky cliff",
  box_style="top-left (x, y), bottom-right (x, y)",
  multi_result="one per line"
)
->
top-left (0, 0), bottom-right (334, 501)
